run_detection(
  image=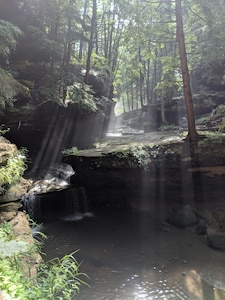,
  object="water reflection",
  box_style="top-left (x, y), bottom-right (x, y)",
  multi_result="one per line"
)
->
top-left (43, 210), bottom-right (225, 300)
